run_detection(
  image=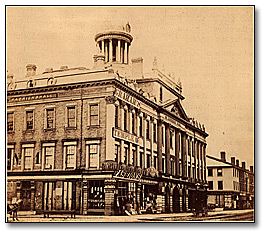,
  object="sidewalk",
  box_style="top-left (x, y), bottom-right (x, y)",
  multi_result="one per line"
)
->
top-left (8, 209), bottom-right (254, 222)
